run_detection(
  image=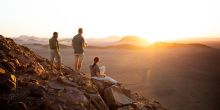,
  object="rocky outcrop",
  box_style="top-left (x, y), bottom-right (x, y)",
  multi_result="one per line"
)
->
top-left (0, 35), bottom-right (167, 110)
